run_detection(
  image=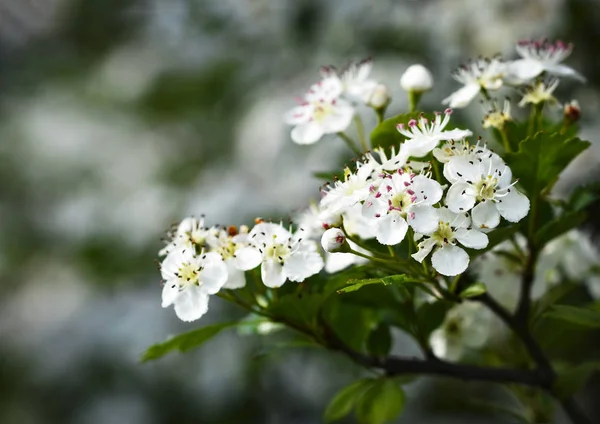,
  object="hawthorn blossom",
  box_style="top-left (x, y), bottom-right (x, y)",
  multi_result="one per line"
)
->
top-left (320, 161), bottom-right (375, 215)
top-left (518, 79), bottom-right (559, 107)
top-left (508, 39), bottom-right (585, 83)
top-left (209, 226), bottom-right (260, 289)
top-left (443, 57), bottom-right (506, 108)
top-left (235, 222), bottom-right (323, 288)
top-left (395, 110), bottom-right (473, 165)
top-left (411, 207), bottom-right (488, 276)
top-left (482, 99), bottom-right (512, 130)
top-left (362, 170), bottom-right (443, 245)
top-left (159, 216), bottom-right (215, 256)
top-left (322, 59), bottom-right (379, 104)
top-left (161, 249), bottom-right (228, 322)
top-left (284, 76), bottom-right (354, 145)
top-left (430, 302), bottom-right (493, 360)
top-left (321, 228), bottom-right (347, 252)
top-left (400, 64), bottom-right (433, 92)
